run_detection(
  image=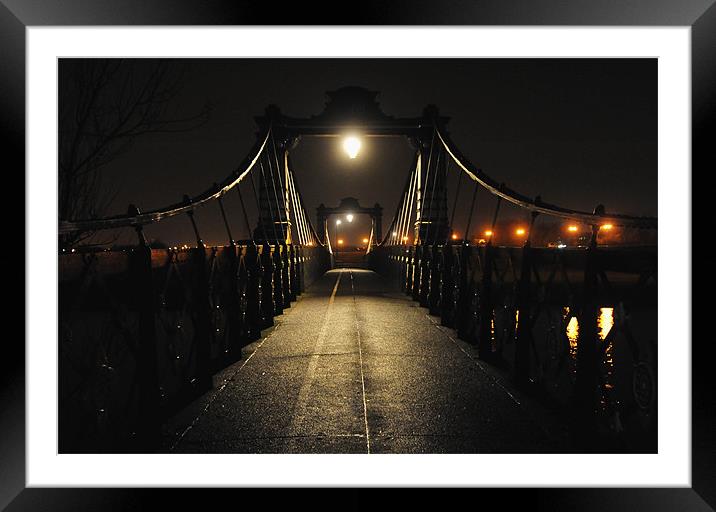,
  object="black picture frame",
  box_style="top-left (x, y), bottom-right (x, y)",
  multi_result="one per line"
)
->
top-left (1, 1), bottom-right (709, 509)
